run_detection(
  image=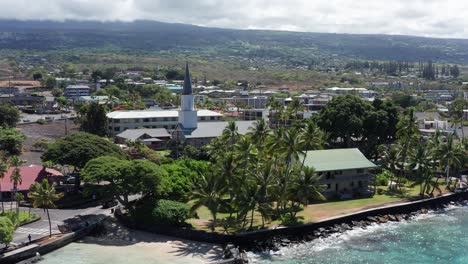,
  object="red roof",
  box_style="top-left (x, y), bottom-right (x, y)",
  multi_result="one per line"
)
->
top-left (0, 165), bottom-right (63, 192)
